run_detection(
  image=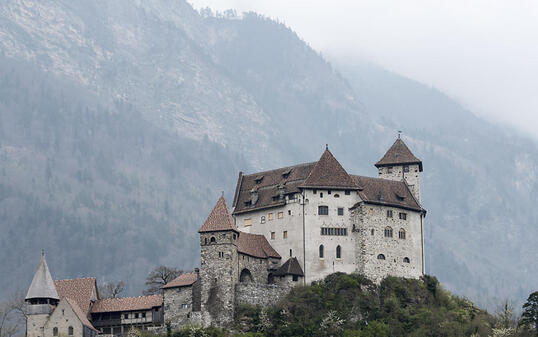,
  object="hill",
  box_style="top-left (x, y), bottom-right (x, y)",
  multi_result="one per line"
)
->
top-left (0, 0), bottom-right (537, 309)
